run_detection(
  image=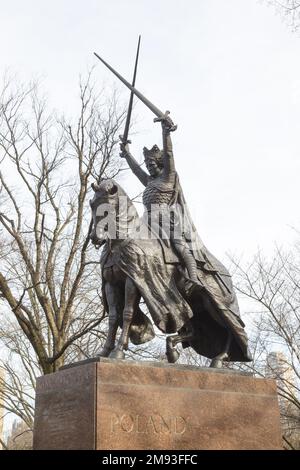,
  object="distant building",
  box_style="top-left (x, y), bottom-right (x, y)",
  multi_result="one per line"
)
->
top-left (266, 351), bottom-right (300, 449)
top-left (6, 419), bottom-right (32, 450)
top-left (265, 351), bottom-right (295, 393)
